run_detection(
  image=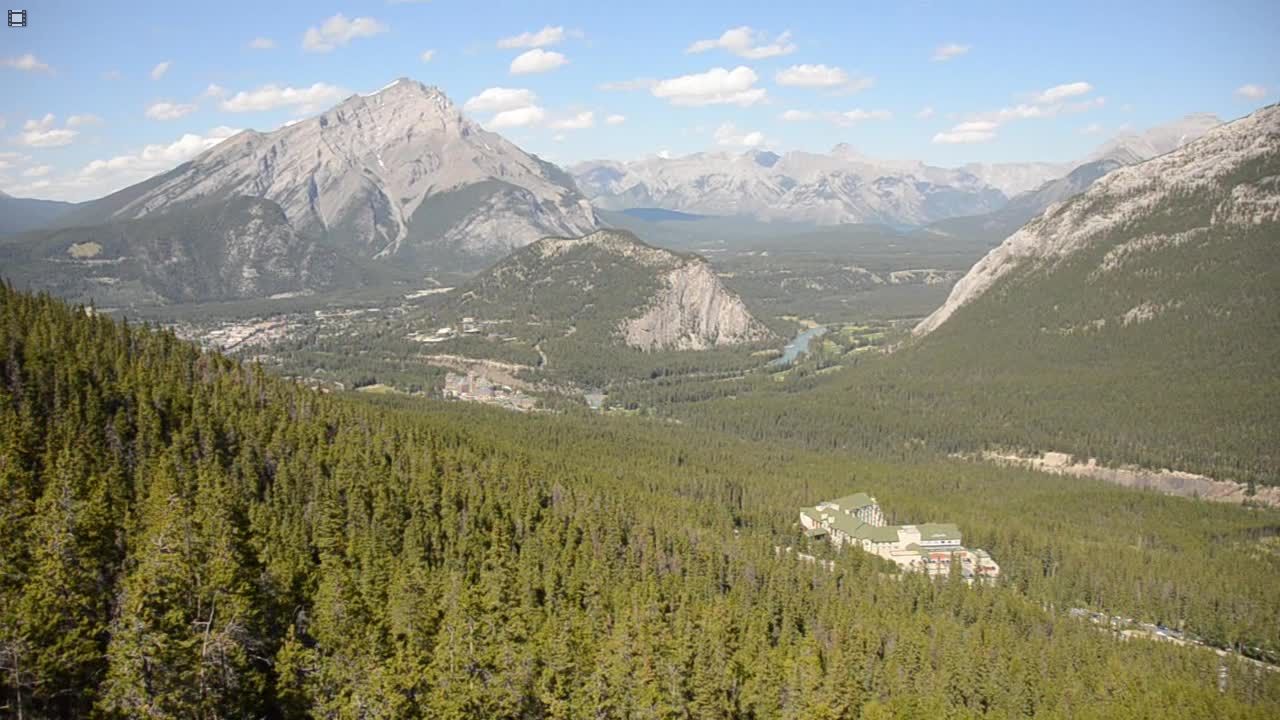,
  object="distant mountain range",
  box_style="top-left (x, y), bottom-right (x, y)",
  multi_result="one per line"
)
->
top-left (573, 115), bottom-right (1224, 234)
top-left (572, 147), bottom-right (1008, 227)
